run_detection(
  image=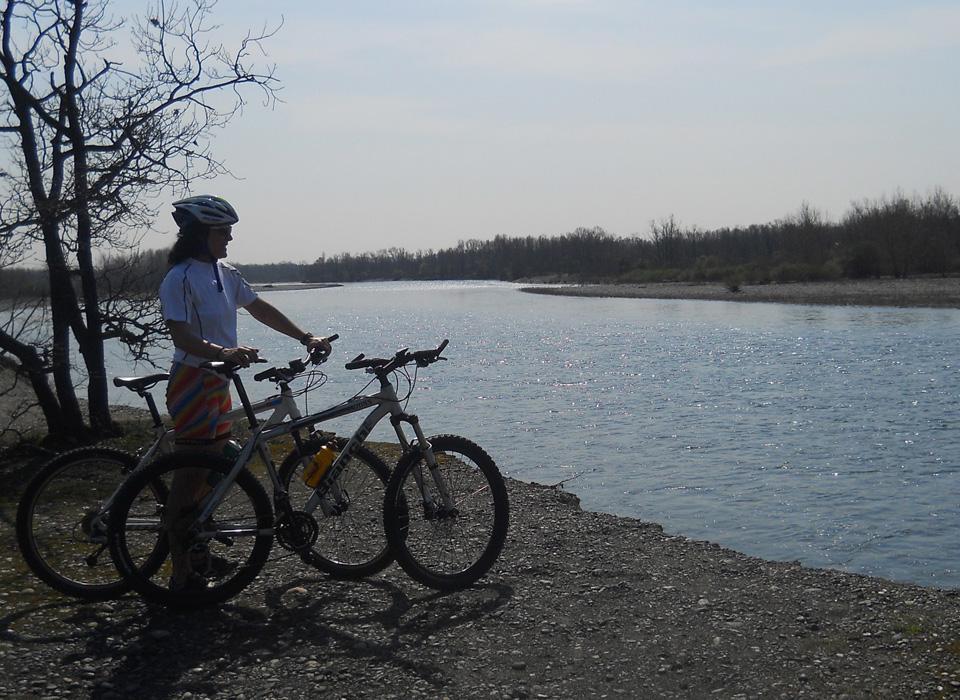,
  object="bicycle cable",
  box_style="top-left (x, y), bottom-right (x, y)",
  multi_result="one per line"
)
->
top-left (400, 365), bottom-right (417, 410)
top-left (293, 368), bottom-right (328, 414)
top-left (349, 372), bottom-right (379, 402)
